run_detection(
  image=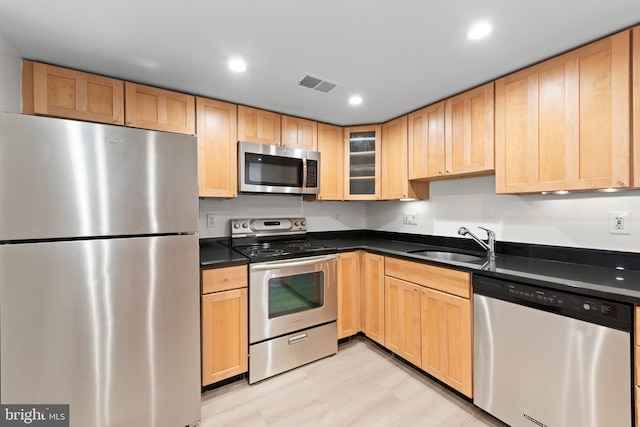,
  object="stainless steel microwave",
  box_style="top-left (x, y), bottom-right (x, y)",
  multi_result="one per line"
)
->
top-left (238, 141), bottom-right (320, 195)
